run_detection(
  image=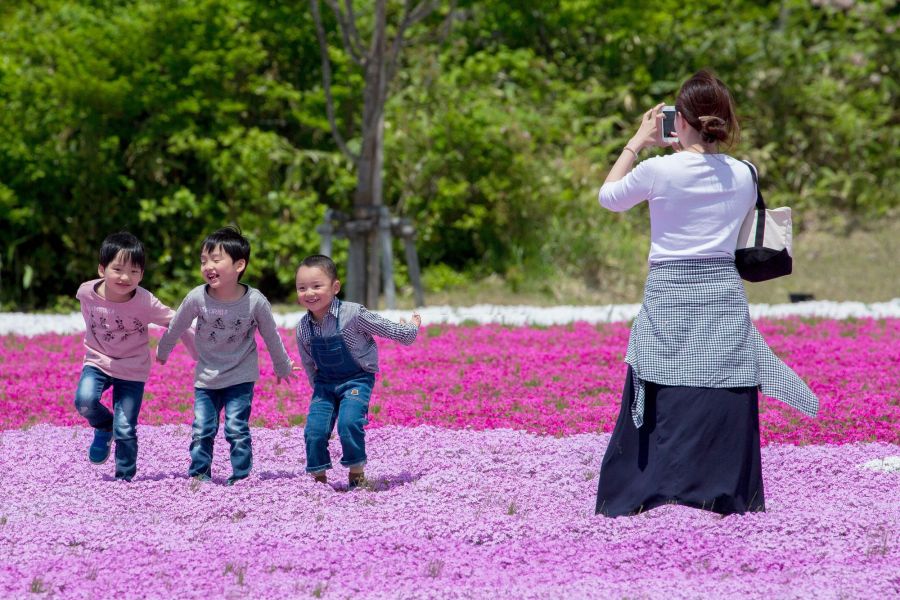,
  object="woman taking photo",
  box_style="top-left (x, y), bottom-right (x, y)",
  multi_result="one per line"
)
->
top-left (595, 70), bottom-right (818, 517)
